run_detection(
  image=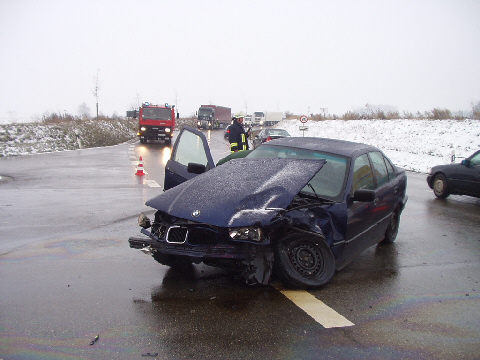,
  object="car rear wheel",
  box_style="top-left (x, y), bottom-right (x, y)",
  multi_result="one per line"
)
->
top-left (381, 207), bottom-right (400, 244)
top-left (274, 233), bottom-right (335, 289)
top-left (433, 173), bottom-right (450, 198)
